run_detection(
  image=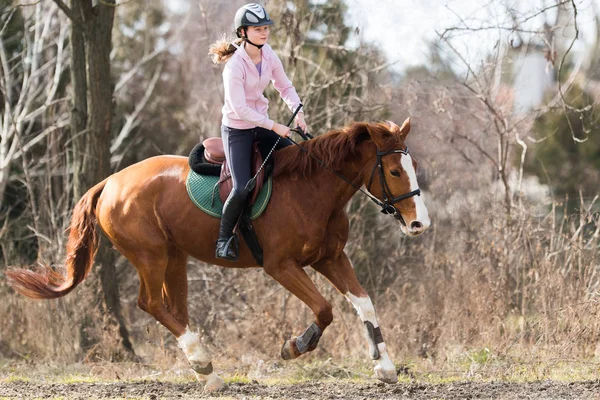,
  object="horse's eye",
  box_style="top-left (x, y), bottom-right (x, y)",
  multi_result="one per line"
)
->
top-left (390, 170), bottom-right (401, 177)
